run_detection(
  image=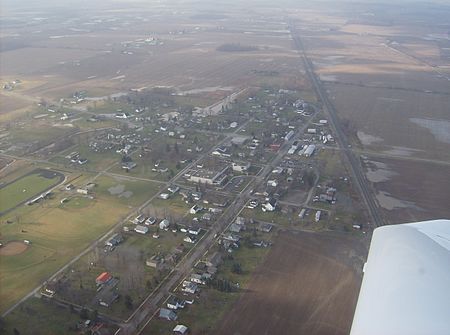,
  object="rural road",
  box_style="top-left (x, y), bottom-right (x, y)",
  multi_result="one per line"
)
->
top-left (290, 24), bottom-right (384, 228)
